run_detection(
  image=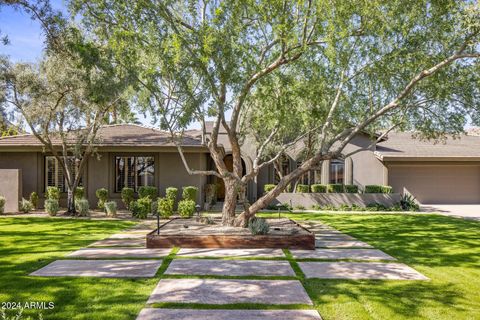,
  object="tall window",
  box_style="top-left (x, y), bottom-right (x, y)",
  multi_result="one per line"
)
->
top-left (45, 156), bottom-right (82, 192)
top-left (297, 162), bottom-right (322, 185)
top-left (115, 156), bottom-right (154, 192)
top-left (329, 159), bottom-right (344, 184)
